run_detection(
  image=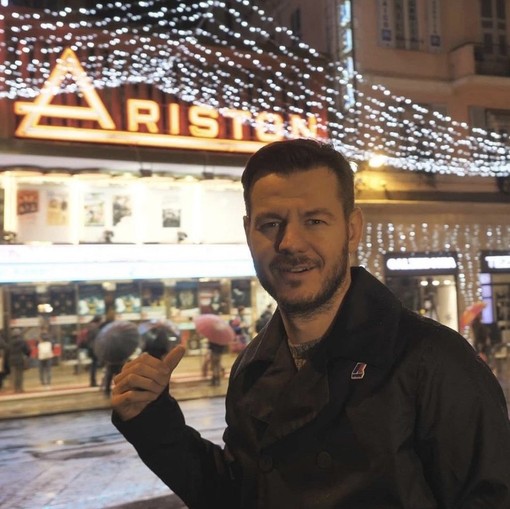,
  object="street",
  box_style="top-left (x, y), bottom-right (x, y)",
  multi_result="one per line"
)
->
top-left (0, 397), bottom-right (226, 509)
